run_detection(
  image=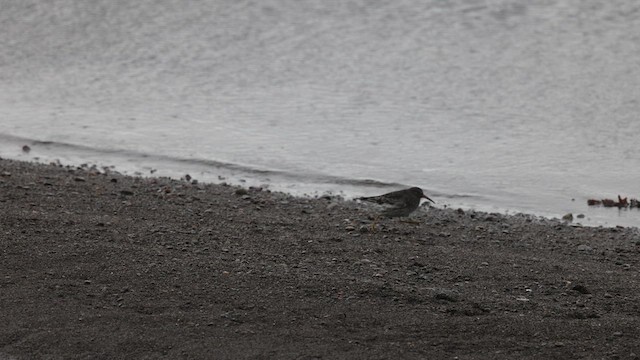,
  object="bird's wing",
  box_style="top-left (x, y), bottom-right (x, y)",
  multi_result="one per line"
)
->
top-left (357, 195), bottom-right (386, 204)
top-left (358, 189), bottom-right (406, 206)
top-left (380, 190), bottom-right (410, 207)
